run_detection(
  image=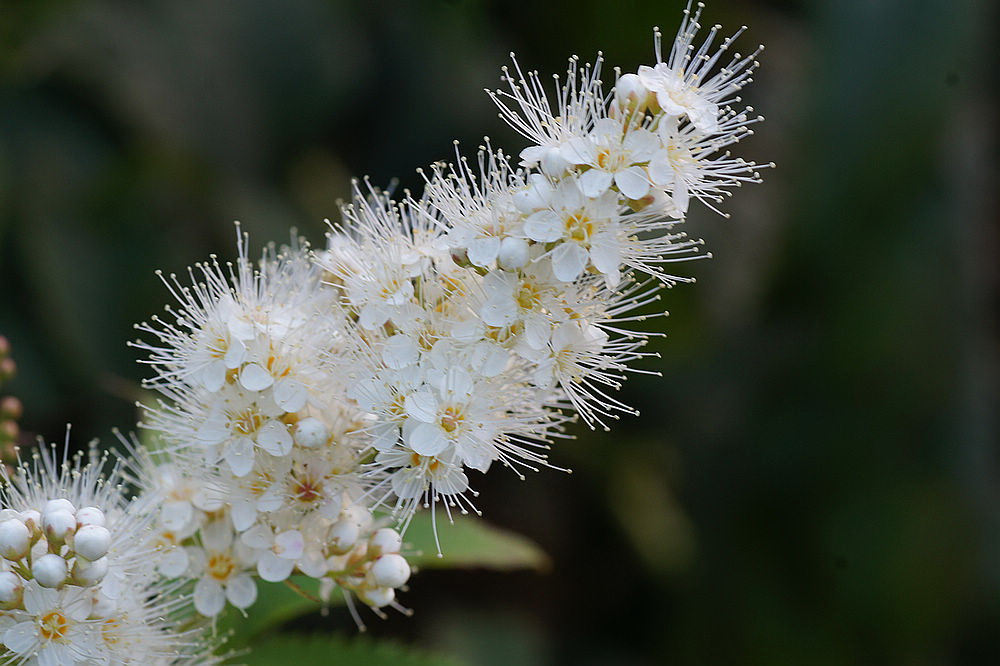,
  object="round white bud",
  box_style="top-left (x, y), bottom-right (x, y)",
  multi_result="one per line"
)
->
top-left (19, 509), bottom-right (40, 534)
top-left (75, 507), bottom-right (106, 528)
top-left (615, 72), bottom-right (649, 112)
top-left (32, 554), bottom-right (68, 588)
top-left (42, 510), bottom-right (76, 544)
top-left (359, 585), bottom-right (395, 609)
top-left (43, 499), bottom-right (76, 516)
top-left (498, 237), bottom-right (530, 271)
top-left (0, 571), bottom-right (23, 609)
top-left (0, 519), bottom-right (30, 560)
top-left (293, 418), bottom-right (328, 449)
top-left (340, 504), bottom-right (372, 532)
top-left (73, 525), bottom-right (111, 561)
top-left (371, 553), bottom-right (410, 588)
top-left (369, 528), bottom-right (402, 555)
top-left (72, 555), bottom-right (109, 586)
top-left (328, 520), bottom-right (359, 555)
